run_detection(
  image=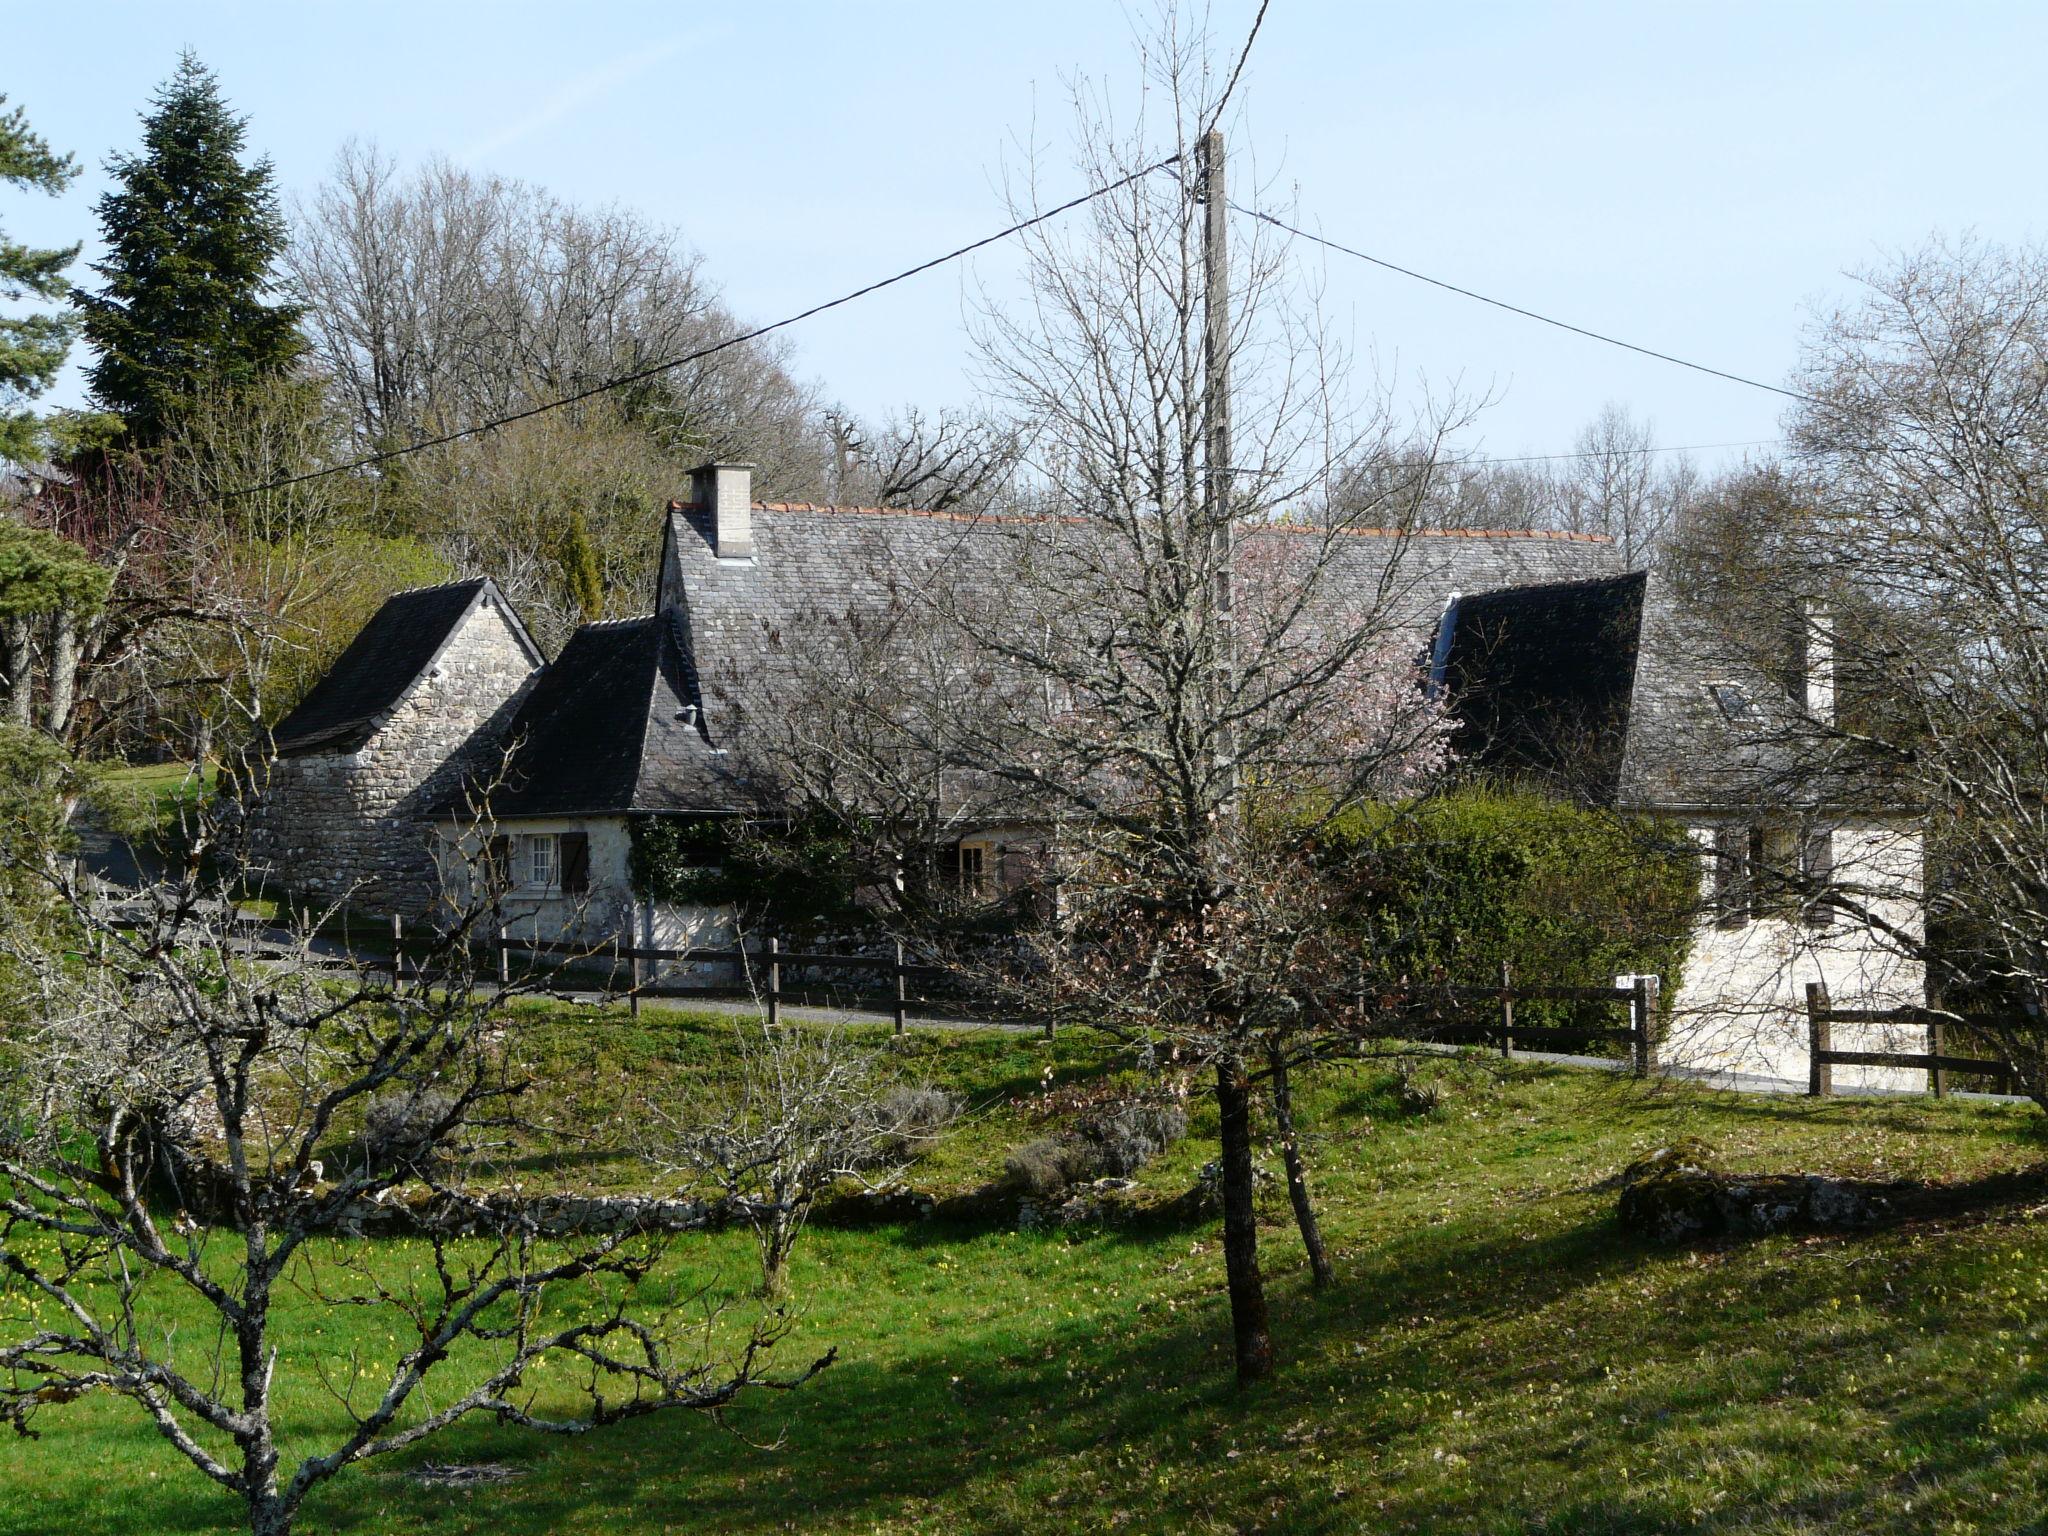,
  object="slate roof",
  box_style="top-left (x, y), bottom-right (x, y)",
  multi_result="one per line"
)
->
top-left (1439, 569), bottom-right (1807, 811)
top-left (1439, 571), bottom-right (1648, 801)
top-left (657, 499), bottom-right (1624, 674)
top-left (419, 503), bottom-right (1627, 821)
top-left (434, 611), bottom-right (730, 818)
top-left (270, 579), bottom-right (539, 757)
